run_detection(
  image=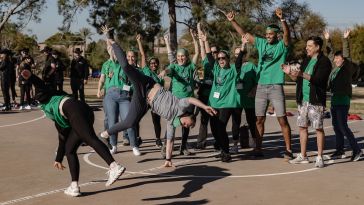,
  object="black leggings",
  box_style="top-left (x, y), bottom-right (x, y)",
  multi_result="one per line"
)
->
top-left (107, 44), bottom-right (156, 135)
top-left (151, 111), bottom-right (161, 139)
top-left (20, 83), bottom-right (31, 105)
top-left (59, 99), bottom-right (115, 181)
